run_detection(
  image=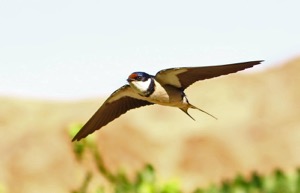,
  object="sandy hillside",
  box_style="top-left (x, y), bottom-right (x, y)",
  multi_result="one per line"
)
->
top-left (0, 58), bottom-right (300, 193)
